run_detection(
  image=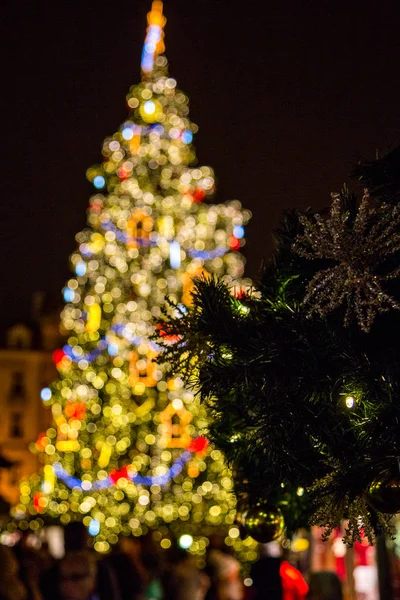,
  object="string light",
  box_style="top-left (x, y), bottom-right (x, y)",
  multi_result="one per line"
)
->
top-left (53, 447), bottom-right (196, 490)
